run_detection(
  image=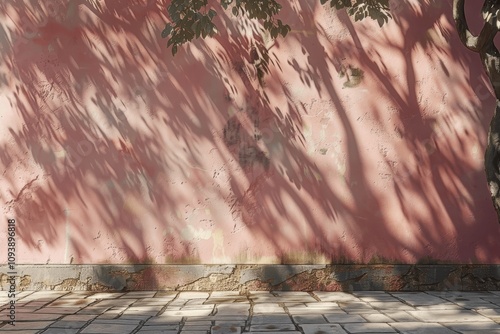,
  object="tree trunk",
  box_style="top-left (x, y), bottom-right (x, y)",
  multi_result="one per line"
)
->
top-left (485, 101), bottom-right (500, 222)
top-left (454, 0), bottom-right (500, 222)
